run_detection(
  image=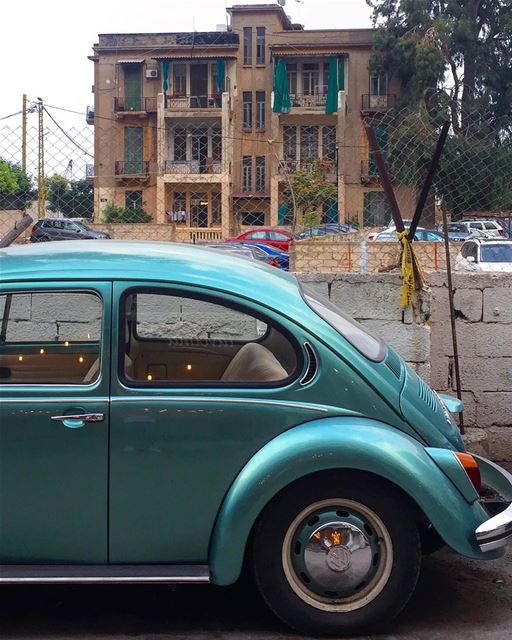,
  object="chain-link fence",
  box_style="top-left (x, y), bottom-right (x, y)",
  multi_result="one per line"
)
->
top-left (0, 99), bottom-right (510, 254)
